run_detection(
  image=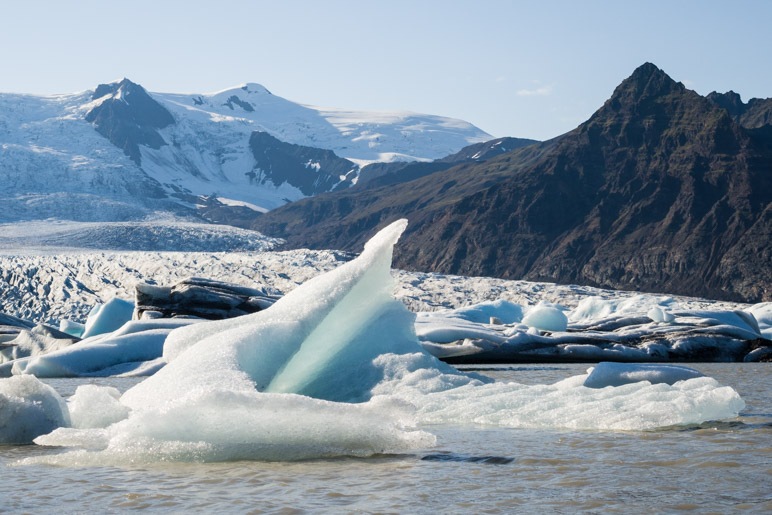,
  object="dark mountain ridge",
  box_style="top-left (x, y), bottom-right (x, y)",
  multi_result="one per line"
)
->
top-left (86, 79), bottom-right (175, 165)
top-left (354, 136), bottom-right (539, 189)
top-left (706, 90), bottom-right (772, 129)
top-left (247, 131), bottom-right (358, 196)
top-left (253, 63), bottom-right (772, 303)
